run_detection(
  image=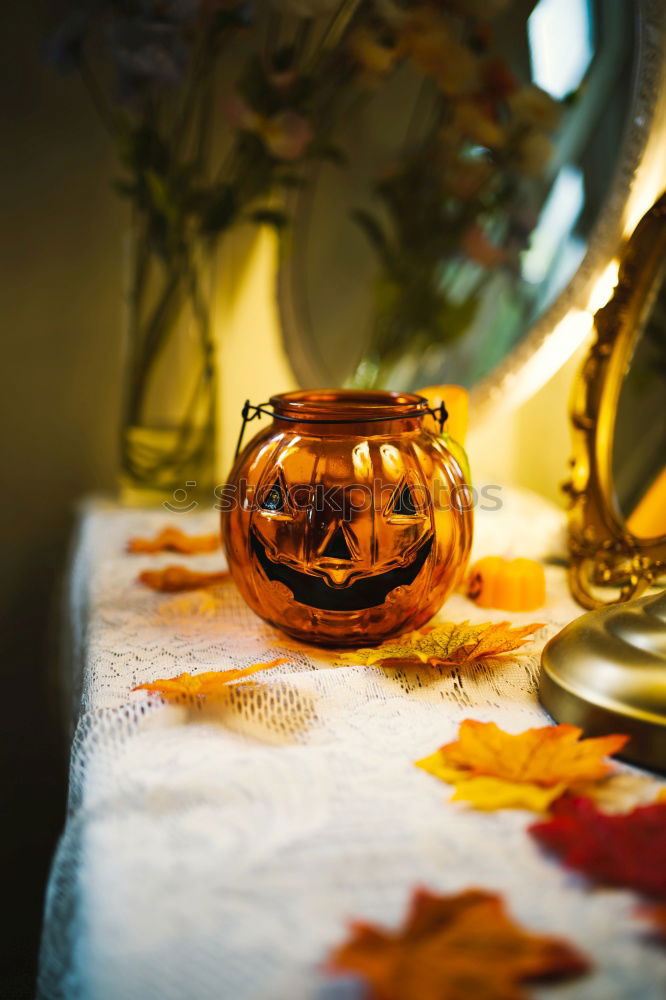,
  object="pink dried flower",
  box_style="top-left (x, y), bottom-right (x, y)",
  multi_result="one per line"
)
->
top-left (223, 94), bottom-right (260, 131)
top-left (260, 110), bottom-right (313, 161)
top-left (461, 224), bottom-right (507, 267)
